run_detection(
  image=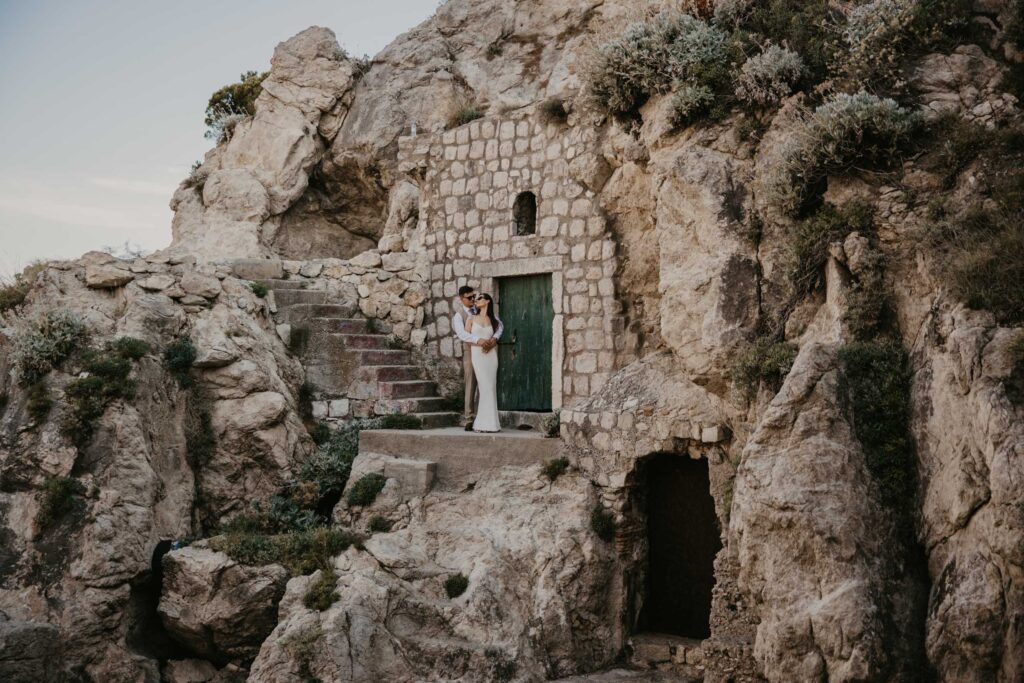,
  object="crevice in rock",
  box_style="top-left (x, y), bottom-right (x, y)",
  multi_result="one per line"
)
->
top-left (125, 540), bottom-right (191, 663)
